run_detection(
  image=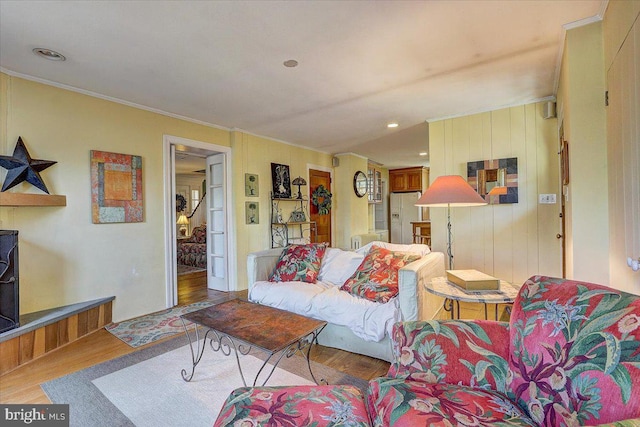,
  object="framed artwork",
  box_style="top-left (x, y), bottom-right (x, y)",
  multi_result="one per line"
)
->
top-left (467, 157), bottom-right (518, 204)
top-left (245, 201), bottom-right (259, 224)
top-left (245, 173), bottom-right (259, 197)
top-left (271, 163), bottom-right (291, 198)
top-left (90, 150), bottom-right (143, 223)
